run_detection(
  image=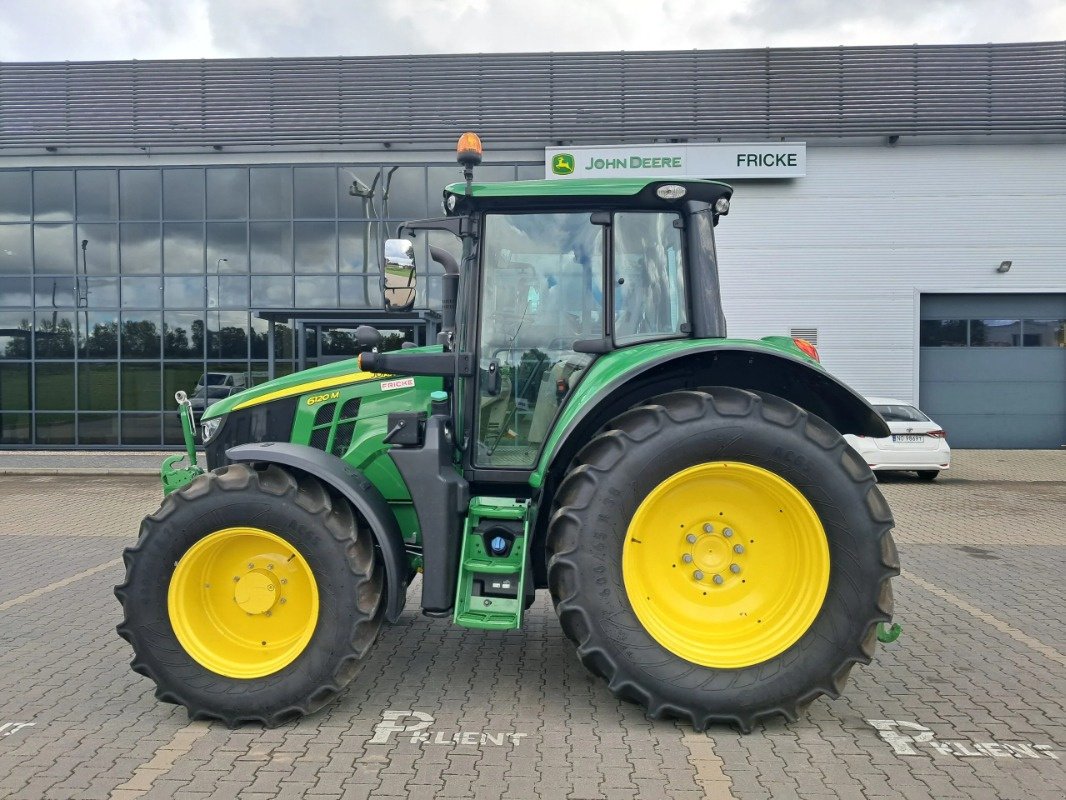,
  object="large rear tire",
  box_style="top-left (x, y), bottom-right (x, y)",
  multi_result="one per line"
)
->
top-left (116, 463), bottom-right (384, 727)
top-left (547, 388), bottom-right (898, 732)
